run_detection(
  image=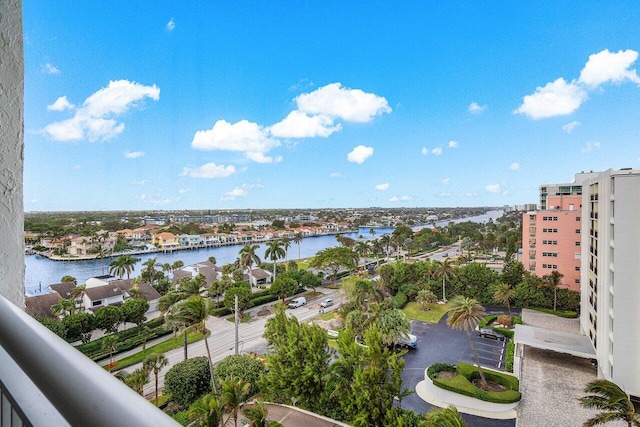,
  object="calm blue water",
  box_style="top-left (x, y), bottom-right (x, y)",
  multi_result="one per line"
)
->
top-left (25, 210), bottom-right (503, 294)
